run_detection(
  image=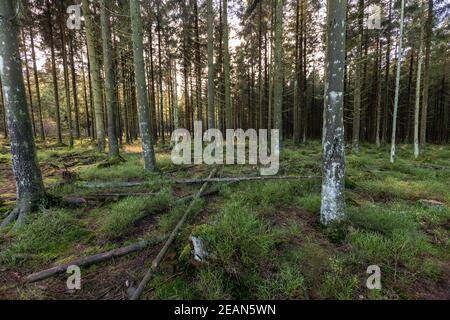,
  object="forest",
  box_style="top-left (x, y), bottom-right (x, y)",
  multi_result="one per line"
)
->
top-left (0, 0), bottom-right (449, 301)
